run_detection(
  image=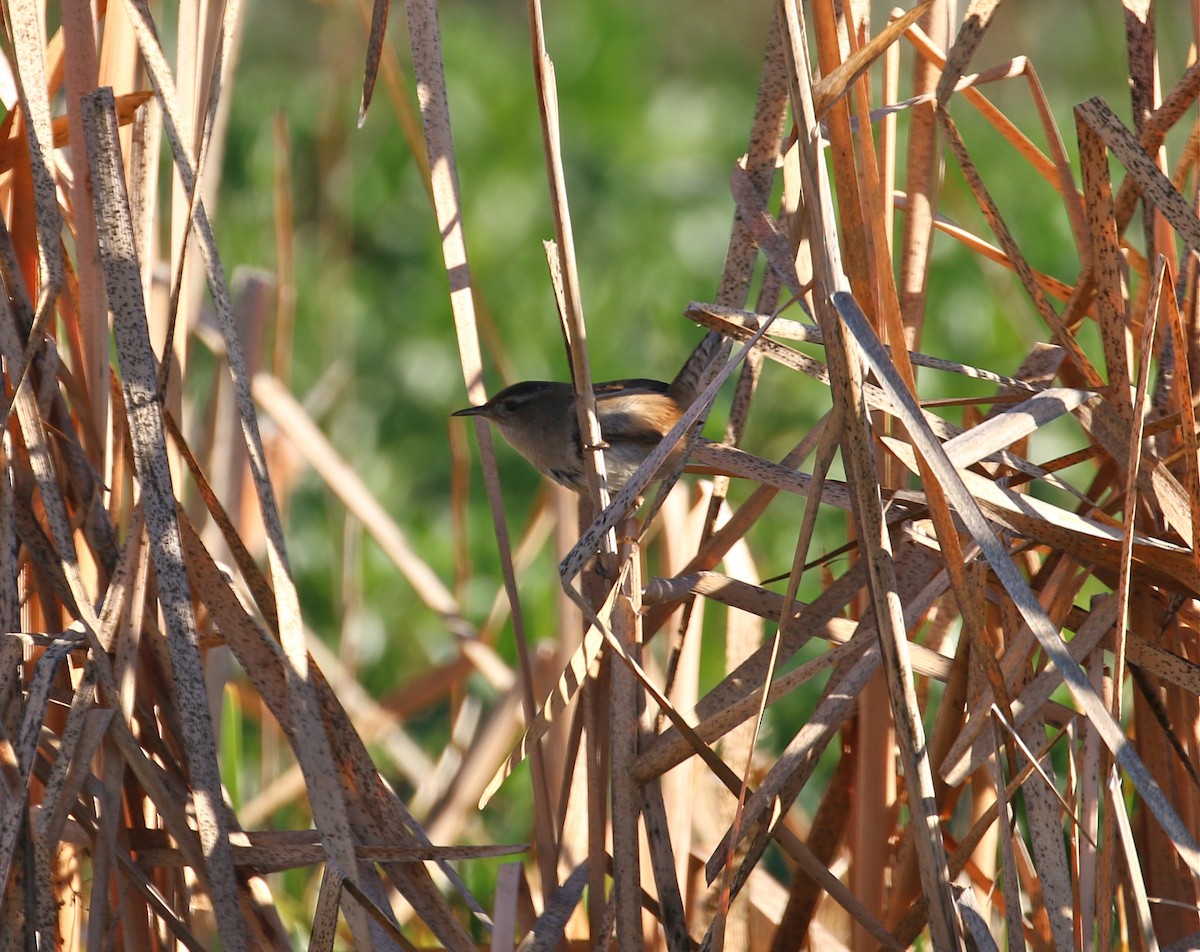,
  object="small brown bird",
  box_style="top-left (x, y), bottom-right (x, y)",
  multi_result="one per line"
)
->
top-left (452, 333), bottom-right (725, 494)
